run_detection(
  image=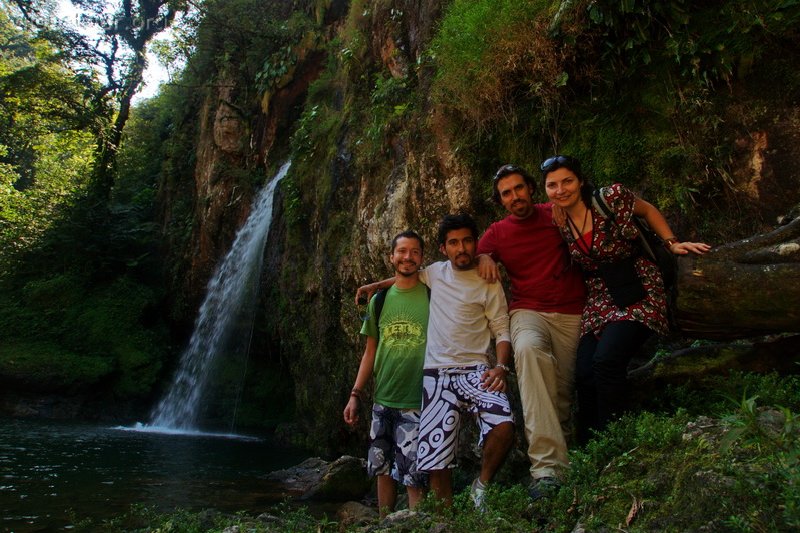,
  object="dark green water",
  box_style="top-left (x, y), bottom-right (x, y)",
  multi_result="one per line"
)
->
top-left (0, 418), bottom-right (309, 532)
